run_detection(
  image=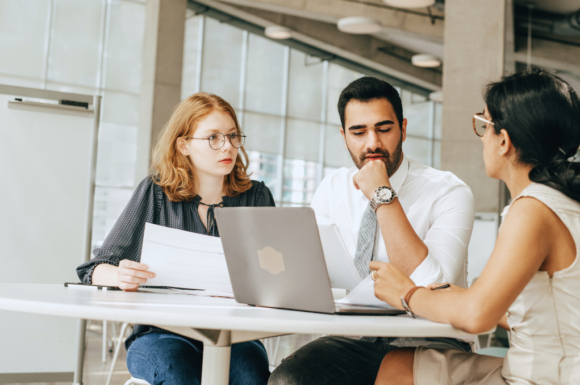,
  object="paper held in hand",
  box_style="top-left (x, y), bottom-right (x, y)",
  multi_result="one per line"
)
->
top-left (335, 275), bottom-right (398, 309)
top-left (140, 223), bottom-right (233, 293)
